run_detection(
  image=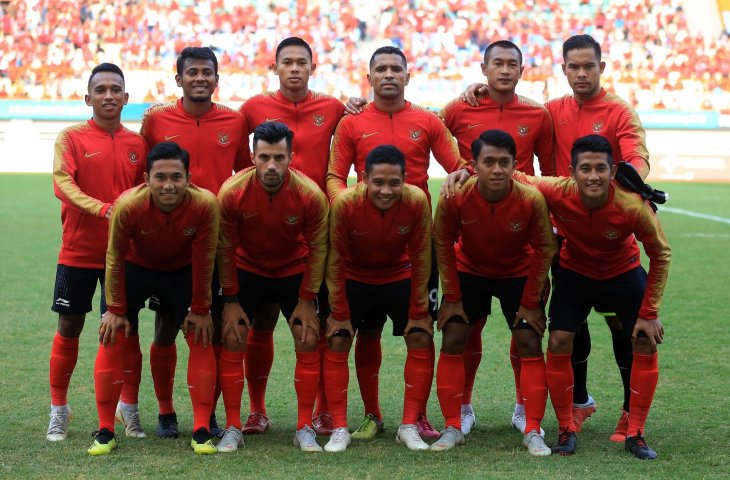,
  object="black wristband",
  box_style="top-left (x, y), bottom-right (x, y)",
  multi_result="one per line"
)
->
top-left (222, 295), bottom-right (238, 303)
